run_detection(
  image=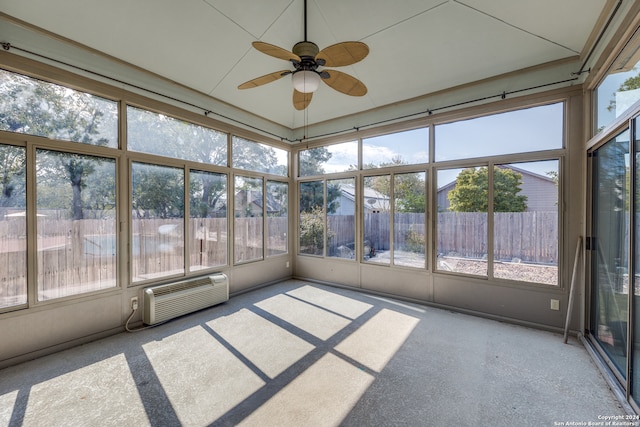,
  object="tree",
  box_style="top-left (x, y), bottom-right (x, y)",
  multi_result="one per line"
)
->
top-left (448, 166), bottom-right (527, 212)
top-left (1, 71), bottom-right (114, 220)
top-left (190, 172), bottom-right (226, 218)
top-left (132, 164), bottom-right (184, 219)
top-left (0, 145), bottom-right (26, 210)
top-left (365, 157), bottom-right (426, 213)
top-left (127, 109), bottom-right (285, 218)
top-left (298, 160), bottom-right (342, 255)
top-left (298, 146), bottom-right (341, 213)
top-left (607, 69), bottom-right (640, 113)
top-left (299, 205), bottom-right (326, 255)
top-left (299, 146), bottom-right (331, 176)
top-left (232, 137), bottom-right (281, 175)
top-left (298, 180), bottom-right (341, 214)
